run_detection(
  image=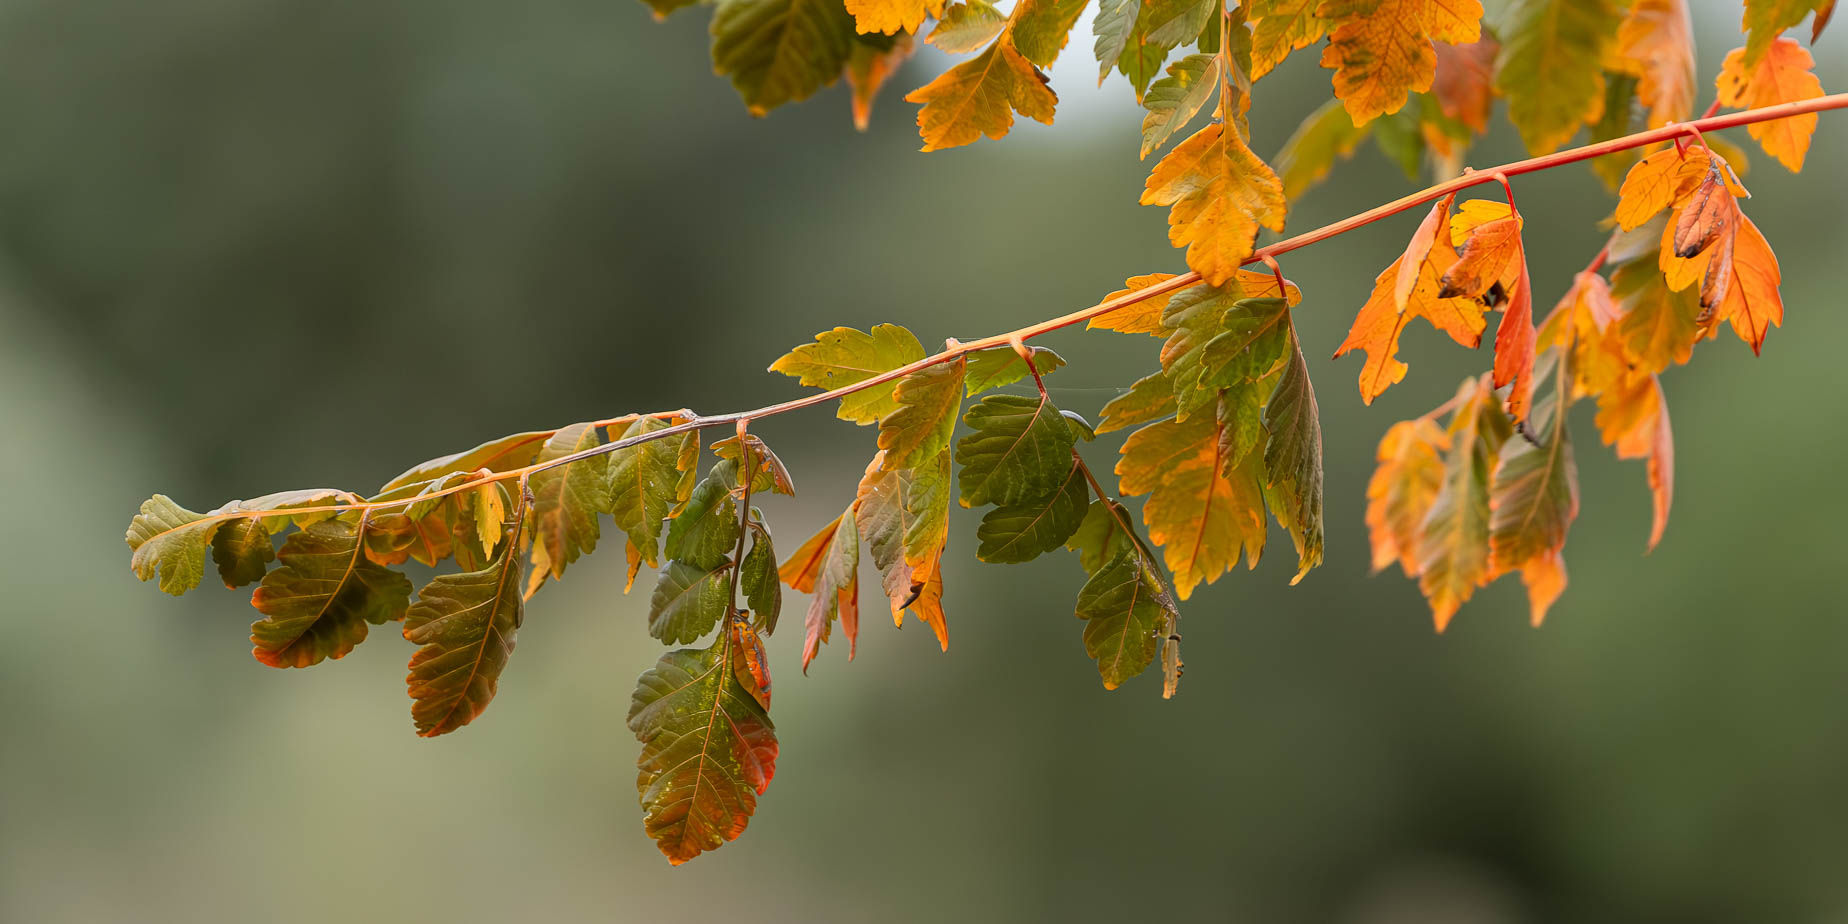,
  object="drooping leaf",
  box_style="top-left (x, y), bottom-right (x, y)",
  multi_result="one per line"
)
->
top-left (781, 509), bottom-right (860, 671)
top-left (1365, 418), bottom-right (1450, 576)
top-left (1741, 0), bottom-right (1832, 65)
top-left (1261, 324), bottom-right (1324, 584)
top-left (1431, 36), bottom-right (1499, 134)
top-left (403, 530), bottom-right (526, 737)
top-left (956, 393), bottom-right (1080, 507)
top-left (962, 345), bottom-right (1066, 395)
top-left (769, 323), bottom-right (925, 424)
top-left (1318, 0), bottom-right (1484, 125)
top-left (1013, 0), bottom-right (1095, 68)
top-left (878, 358), bottom-right (966, 471)
top-left (1140, 53), bottom-right (1222, 159)
top-left (1494, 0), bottom-right (1623, 154)
top-left (608, 416), bottom-right (695, 570)
top-left (1416, 376), bottom-right (1513, 631)
top-left (248, 518), bottom-right (413, 669)
top-left (377, 431), bottom-right (548, 496)
top-left (527, 423), bottom-right (611, 588)
top-left (211, 515), bottom-right (273, 589)
top-left (1141, 121), bottom-right (1288, 287)
top-left (665, 462), bottom-right (742, 571)
top-left (846, 33), bottom-right (915, 131)
top-left (976, 455), bottom-right (1089, 563)
top-left (1074, 550), bottom-right (1169, 689)
top-left (1488, 352), bottom-right (1580, 625)
top-left (855, 452), bottom-right (952, 648)
top-left (1067, 497), bottom-right (1137, 574)
top-left (713, 434), bottom-right (798, 496)
top-left (1093, 0), bottom-right (1143, 82)
top-left (1250, 0), bottom-right (1331, 80)
top-left (1612, 250), bottom-right (1701, 375)
top-left (741, 522), bottom-right (782, 633)
top-left (628, 635), bottom-right (777, 865)
top-left (1718, 38), bottom-right (1824, 172)
top-left (649, 560), bottom-right (733, 645)
top-left (1611, 0), bottom-right (1695, 130)
top-left (1117, 398), bottom-right (1266, 599)
top-left (1334, 204), bottom-right (1487, 404)
top-left (711, 0), bottom-right (858, 115)
top-left (905, 37), bottom-right (1058, 151)
top-left (128, 490), bottom-right (357, 596)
